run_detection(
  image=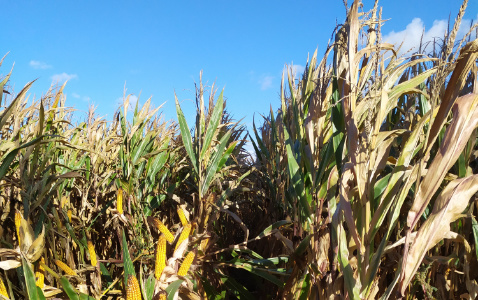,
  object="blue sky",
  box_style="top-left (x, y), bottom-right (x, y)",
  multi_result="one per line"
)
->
top-left (2, 0), bottom-right (477, 131)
